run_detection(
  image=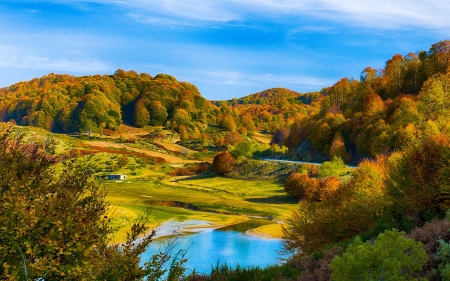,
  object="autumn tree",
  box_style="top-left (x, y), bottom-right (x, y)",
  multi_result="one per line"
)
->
top-left (384, 54), bottom-right (404, 98)
top-left (362, 93), bottom-right (385, 125)
top-left (329, 133), bottom-right (350, 163)
top-left (148, 100), bottom-right (168, 126)
top-left (0, 127), bottom-right (186, 280)
top-left (284, 173), bottom-right (319, 200)
top-left (134, 98), bottom-right (151, 127)
top-left (177, 124), bottom-right (189, 141)
top-left (387, 134), bottom-right (450, 214)
top-left (427, 40), bottom-right (450, 75)
top-left (218, 113), bottom-right (237, 132)
top-left (239, 113), bottom-right (256, 135)
top-left (270, 128), bottom-right (290, 147)
top-left (418, 76), bottom-right (448, 119)
top-left (212, 151), bottom-right (236, 174)
top-left (223, 132), bottom-right (243, 147)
